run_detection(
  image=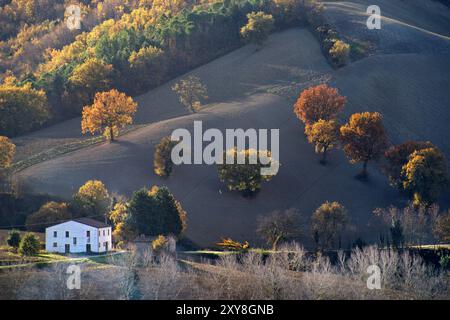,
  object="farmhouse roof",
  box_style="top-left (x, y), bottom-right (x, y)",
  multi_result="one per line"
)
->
top-left (72, 218), bottom-right (110, 228)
